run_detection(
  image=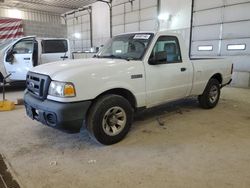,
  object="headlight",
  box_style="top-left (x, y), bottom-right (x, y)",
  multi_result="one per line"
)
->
top-left (48, 81), bottom-right (76, 97)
